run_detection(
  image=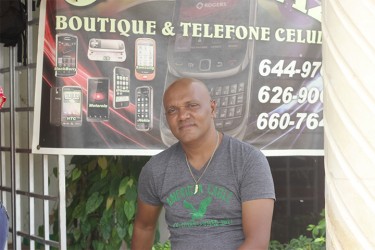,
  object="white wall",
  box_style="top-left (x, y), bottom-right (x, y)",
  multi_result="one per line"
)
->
top-left (322, 0), bottom-right (375, 248)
